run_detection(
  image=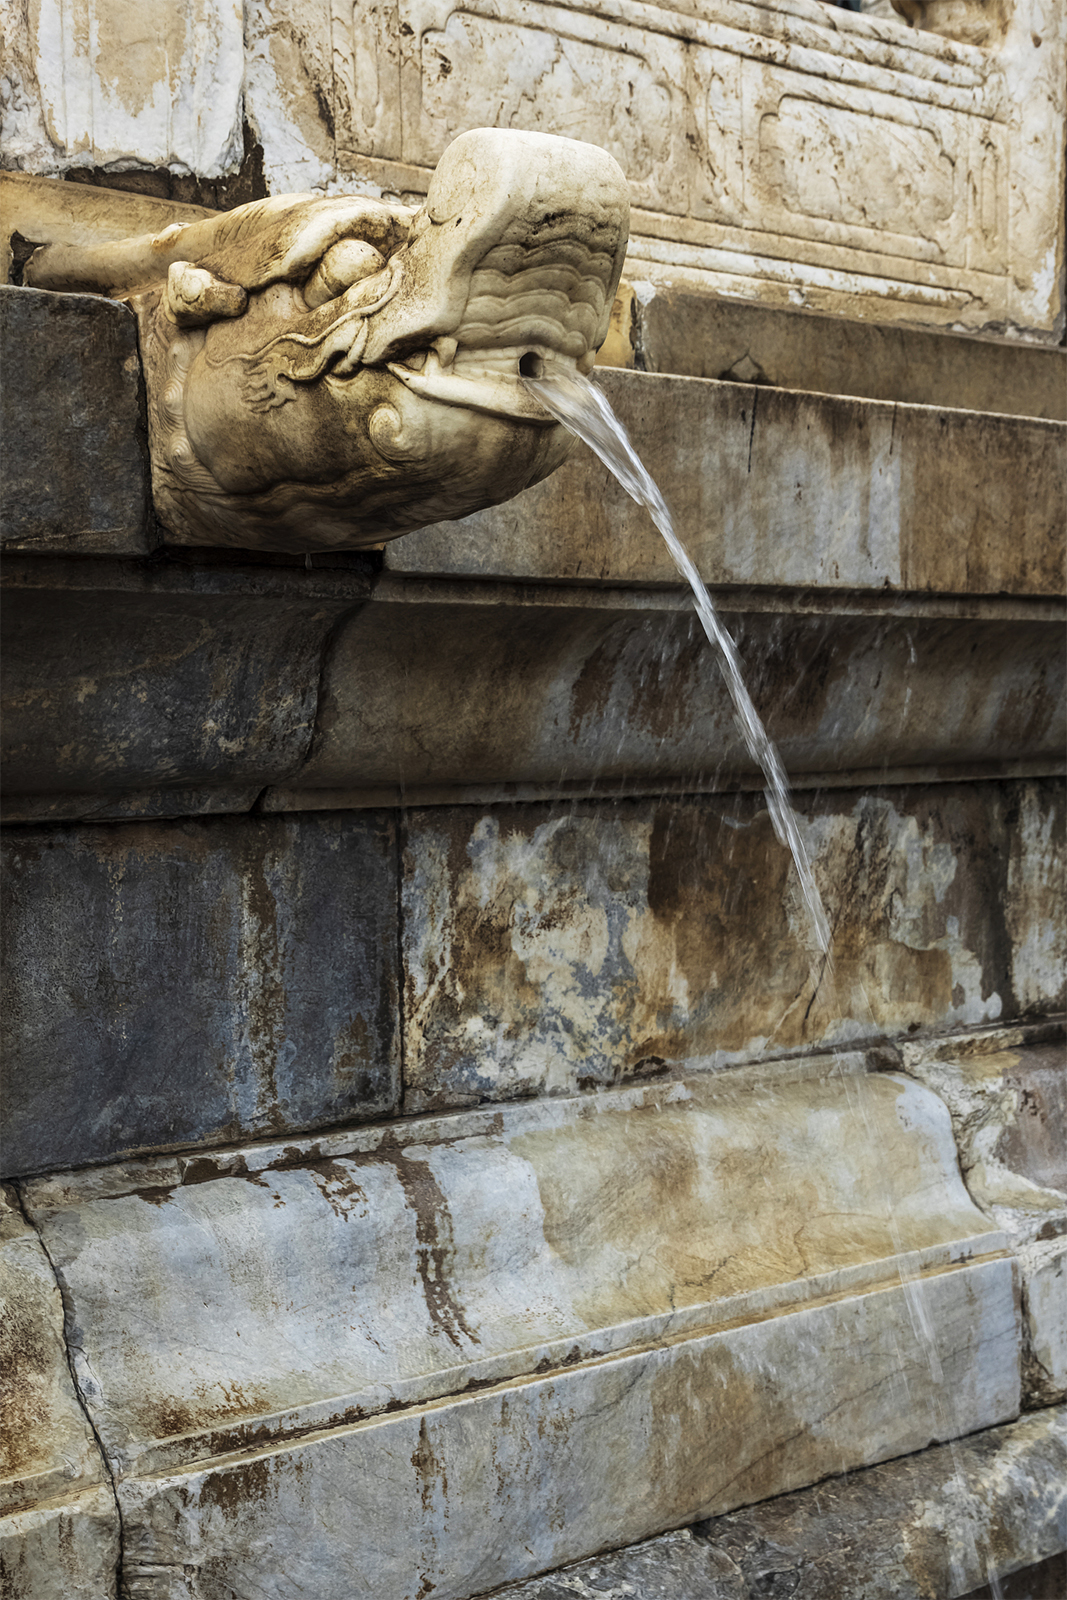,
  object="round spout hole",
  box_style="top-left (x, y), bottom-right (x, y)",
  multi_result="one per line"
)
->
top-left (519, 352), bottom-right (544, 379)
